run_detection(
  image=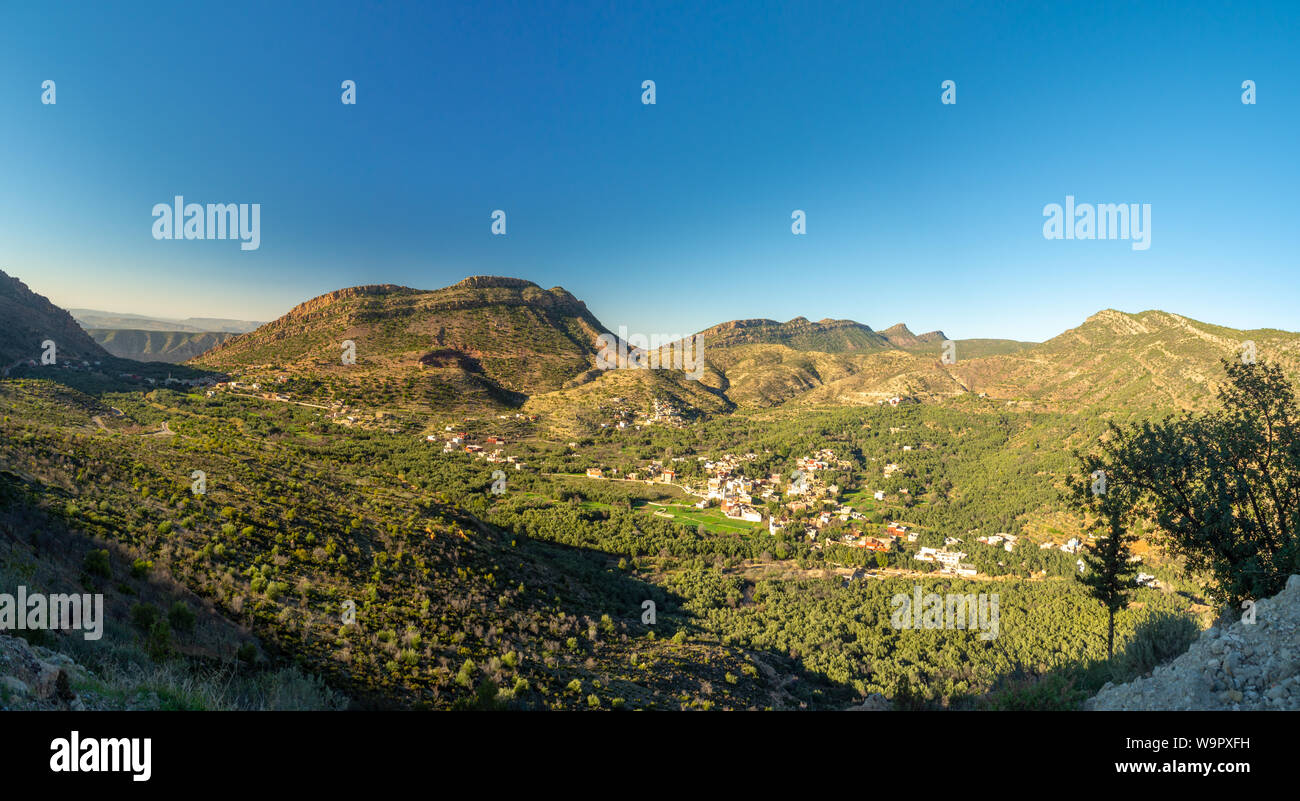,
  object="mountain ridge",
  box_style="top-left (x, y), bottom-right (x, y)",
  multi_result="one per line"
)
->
top-left (0, 269), bottom-right (112, 366)
top-left (6, 268), bottom-right (1297, 419)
